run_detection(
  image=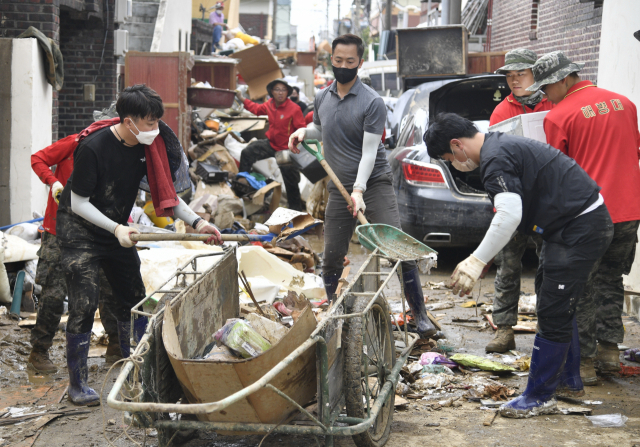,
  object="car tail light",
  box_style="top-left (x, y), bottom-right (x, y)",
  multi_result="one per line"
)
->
top-left (402, 160), bottom-right (448, 188)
